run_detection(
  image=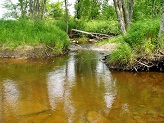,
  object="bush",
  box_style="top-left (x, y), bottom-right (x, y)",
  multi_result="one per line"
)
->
top-left (0, 20), bottom-right (69, 51)
top-left (109, 43), bottom-right (134, 64)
